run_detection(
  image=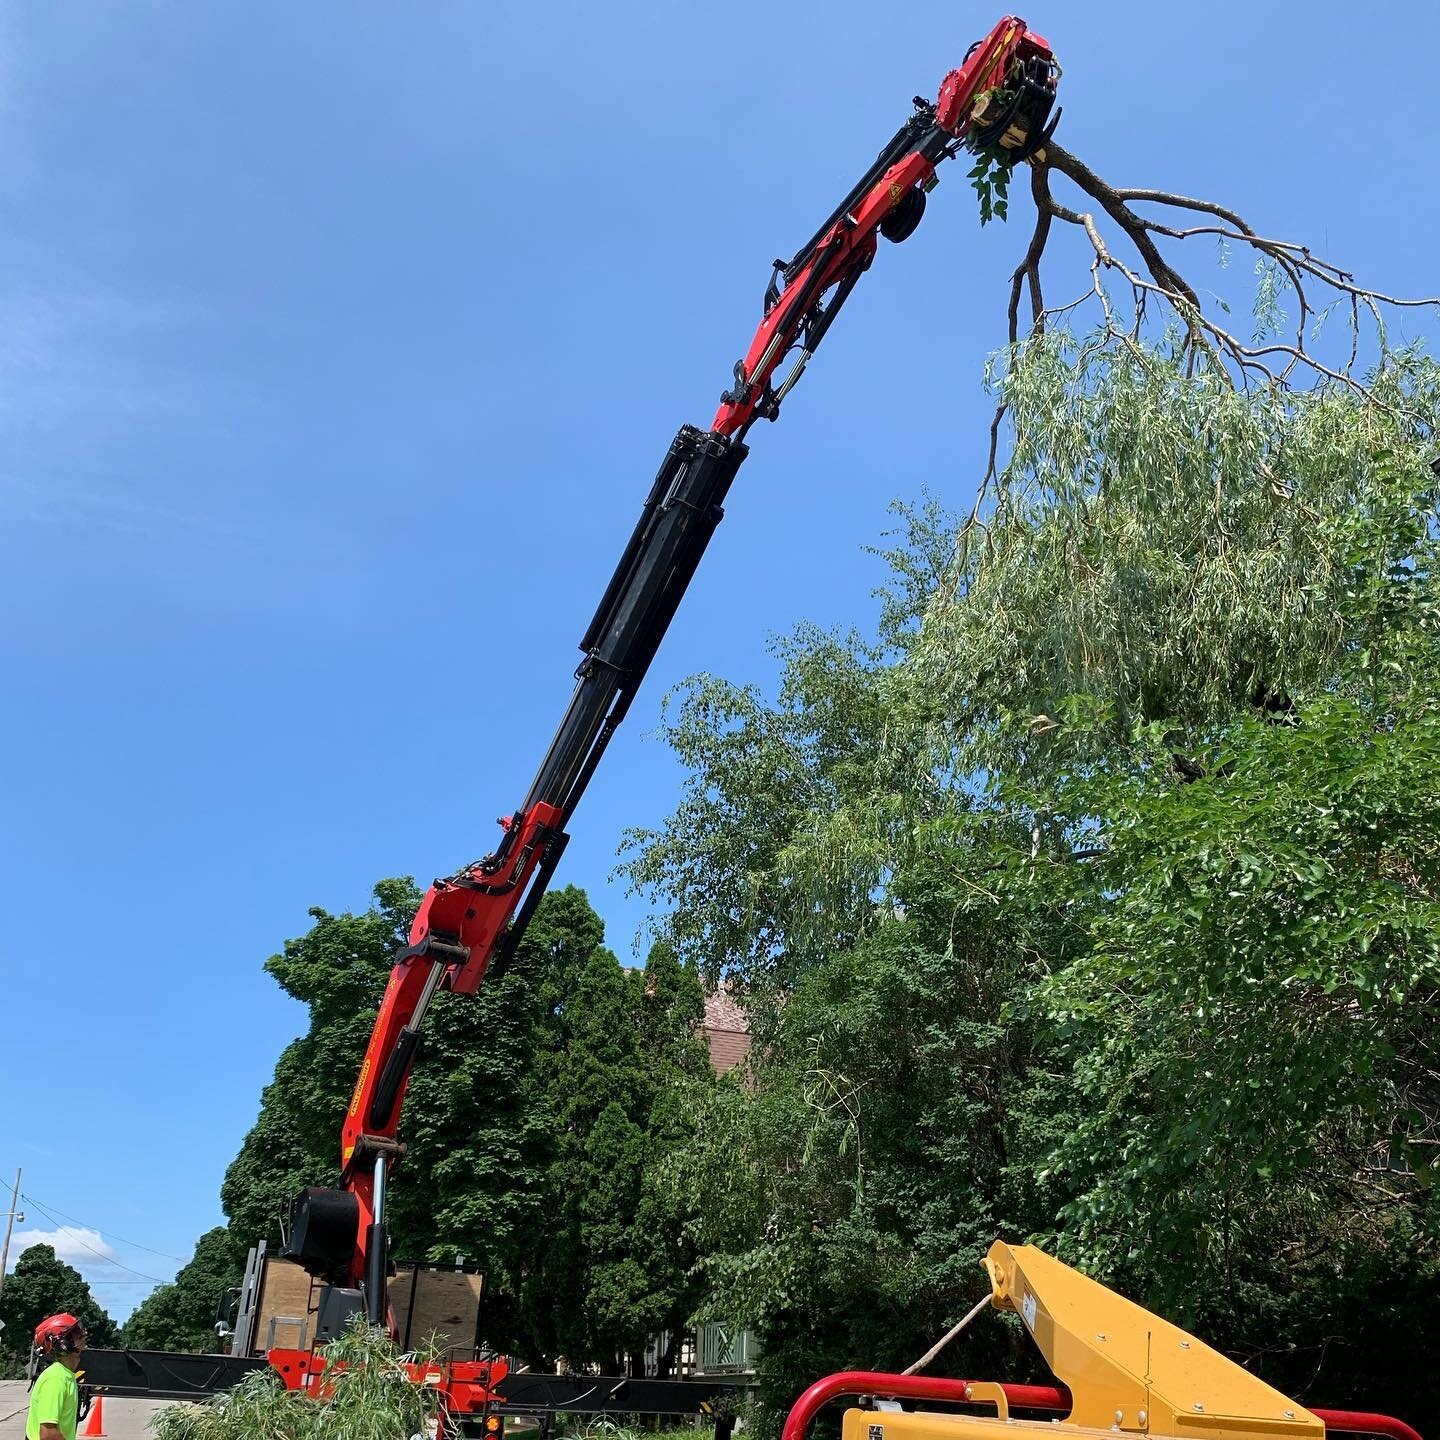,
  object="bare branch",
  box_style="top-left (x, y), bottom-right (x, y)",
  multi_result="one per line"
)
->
top-left (1007, 164), bottom-right (1055, 346)
top-left (1113, 188), bottom-right (1254, 233)
top-left (989, 137), bottom-right (1440, 401)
